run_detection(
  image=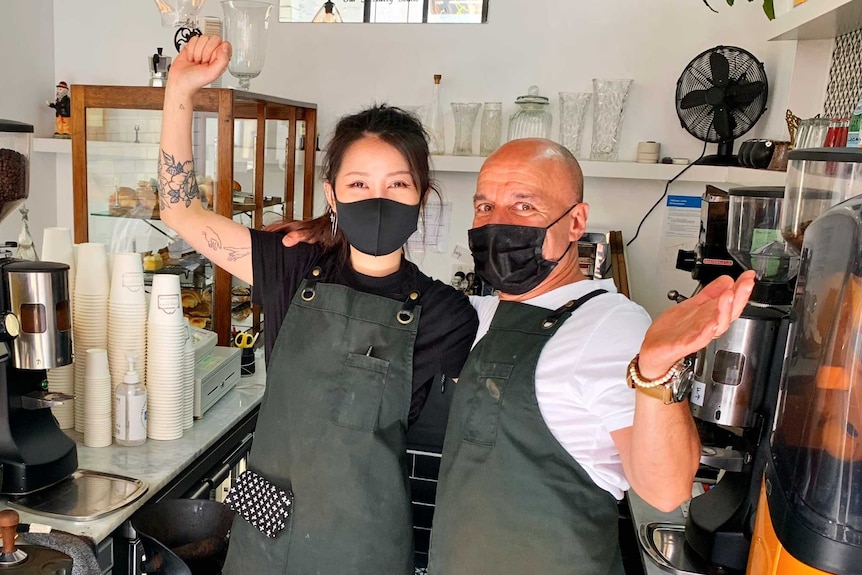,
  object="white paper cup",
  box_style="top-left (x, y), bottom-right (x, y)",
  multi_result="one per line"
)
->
top-left (85, 349), bottom-right (110, 381)
top-left (148, 275), bottom-right (184, 325)
top-left (42, 228), bottom-right (75, 269)
top-left (75, 243), bottom-right (110, 296)
top-left (110, 252), bottom-right (146, 304)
